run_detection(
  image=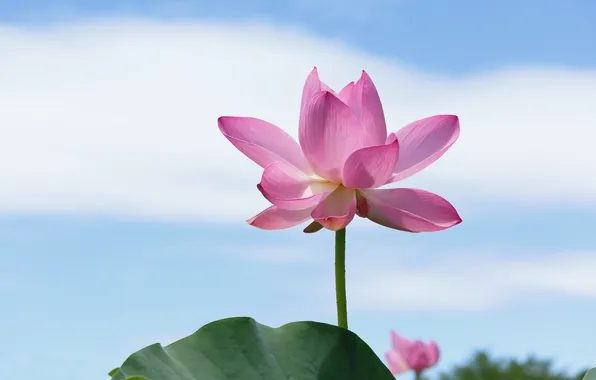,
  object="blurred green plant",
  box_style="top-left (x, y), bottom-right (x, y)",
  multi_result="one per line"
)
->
top-left (436, 351), bottom-right (588, 380)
